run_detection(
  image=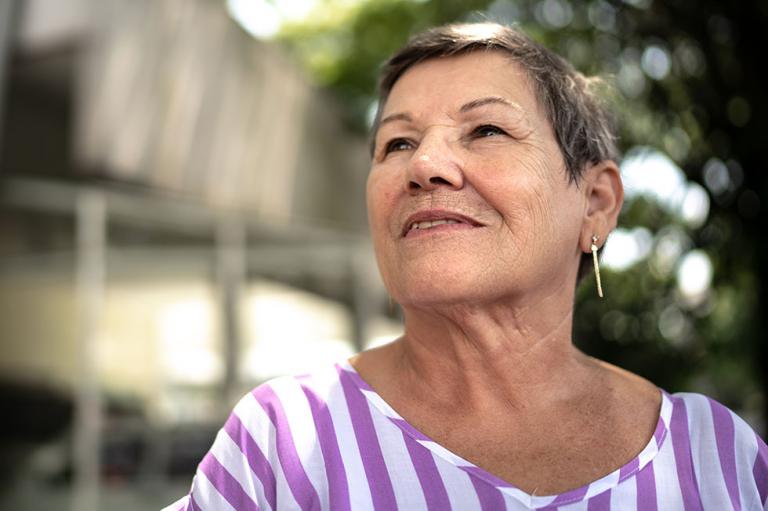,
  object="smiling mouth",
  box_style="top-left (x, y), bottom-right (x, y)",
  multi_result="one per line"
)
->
top-left (408, 218), bottom-right (463, 232)
top-left (402, 211), bottom-right (484, 237)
